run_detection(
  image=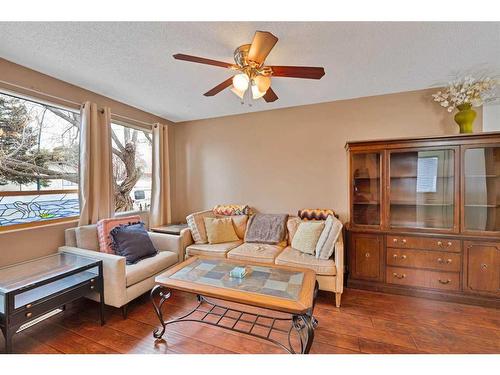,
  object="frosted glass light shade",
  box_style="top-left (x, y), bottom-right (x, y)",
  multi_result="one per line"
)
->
top-left (231, 86), bottom-right (246, 99)
top-left (251, 84), bottom-right (266, 99)
top-left (254, 75), bottom-right (271, 92)
top-left (232, 73), bottom-right (249, 91)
